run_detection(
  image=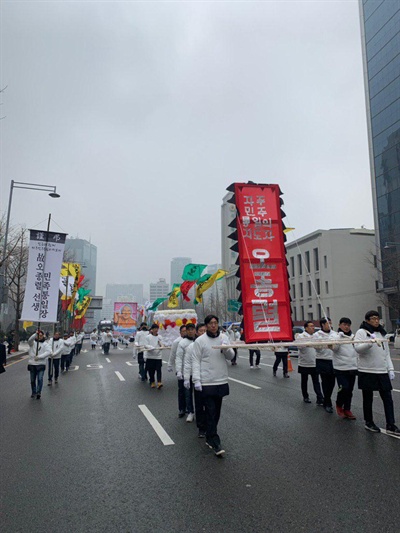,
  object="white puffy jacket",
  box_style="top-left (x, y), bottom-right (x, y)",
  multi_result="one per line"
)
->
top-left (27, 334), bottom-right (52, 365)
top-left (354, 328), bottom-right (394, 374)
top-left (175, 337), bottom-right (195, 376)
top-left (297, 331), bottom-right (317, 368)
top-left (331, 332), bottom-right (357, 371)
top-left (314, 329), bottom-right (334, 361)
top-left (192, 333), bottom-right (234, 386)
